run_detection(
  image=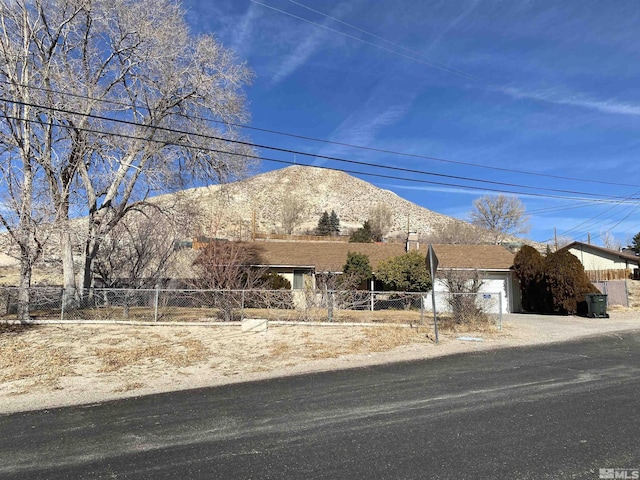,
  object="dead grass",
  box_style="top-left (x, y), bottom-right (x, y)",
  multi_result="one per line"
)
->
top-left (94, 337), bottom-right (210, 373)
top-left (0, 325), bottom-right (75, 388)
top-left (437, 315), bottom-right (500, 334)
